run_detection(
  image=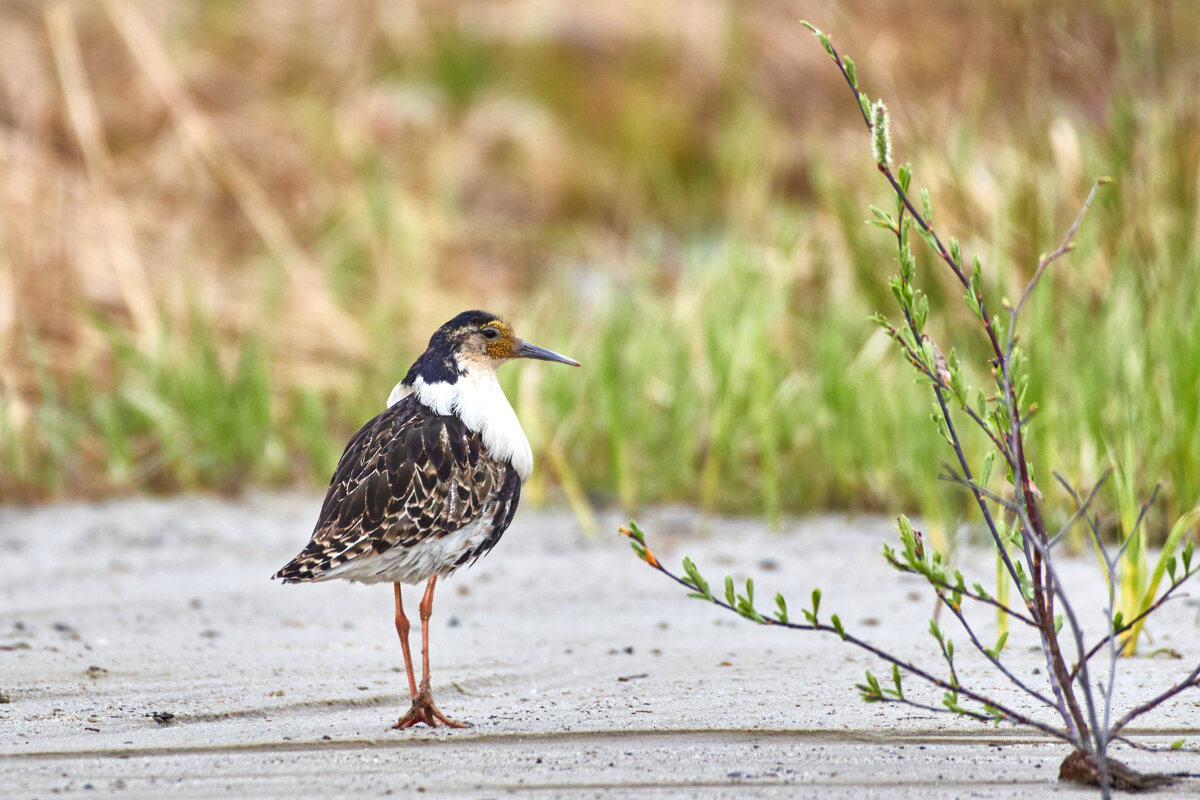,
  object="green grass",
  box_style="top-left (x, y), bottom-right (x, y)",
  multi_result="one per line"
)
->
top-left (2, 2), bottom-right (1198, 546)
